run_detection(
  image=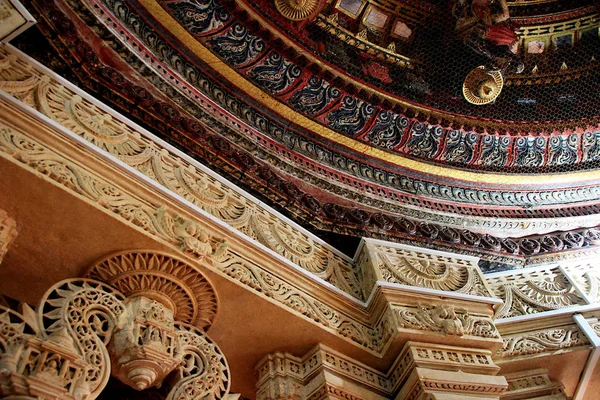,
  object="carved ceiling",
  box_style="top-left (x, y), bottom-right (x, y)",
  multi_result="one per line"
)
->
top-left (12, 0), bottom-right (600, 263)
